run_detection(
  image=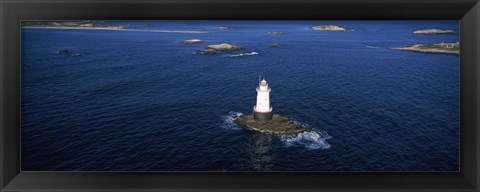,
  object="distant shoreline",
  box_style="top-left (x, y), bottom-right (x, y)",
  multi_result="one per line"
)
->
top-left (21, 26), bottom-right (209, 34)
top-left (391, 43), bottom-right (459, 55)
